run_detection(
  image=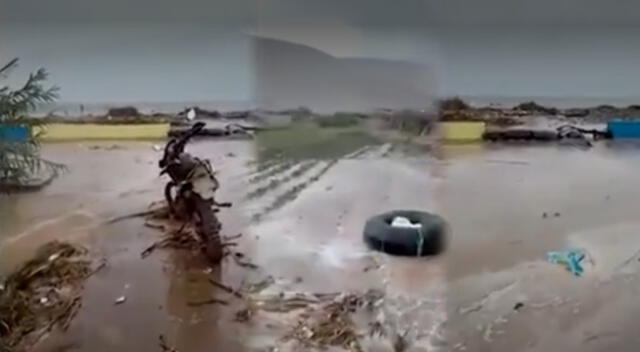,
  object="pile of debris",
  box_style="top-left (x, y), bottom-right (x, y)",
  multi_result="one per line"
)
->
top-left (177, 107), bottom-right (255, 121)
top-left (138, 202), bottom-right (246, 266)
top-left (140, 227), bottom-right (202, 258)
top-left (236, 283), bottom-right (386, 351)
top-left (438, 97), bottom-right (640, 124)
top-left (167, 123), bottom-right (259, 138)
top-left (107, 106), bottom-right (140, 117)
top-left (0, 241), bottom-right (96, 351)
top-left (281, 292), bottom-right (384, 352)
